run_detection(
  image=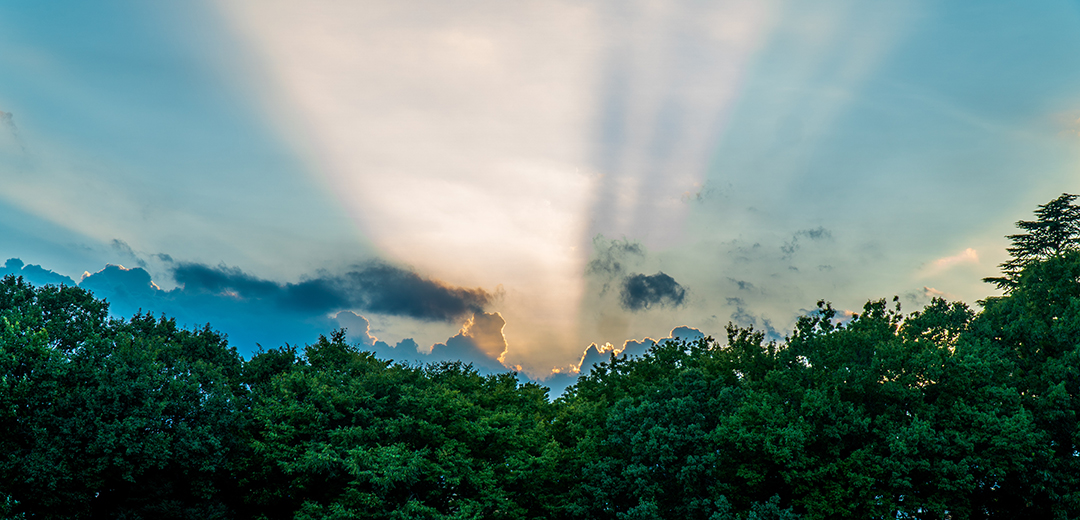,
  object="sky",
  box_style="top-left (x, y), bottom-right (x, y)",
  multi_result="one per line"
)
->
top-left (2, 0), bottom-right (1080, 393)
